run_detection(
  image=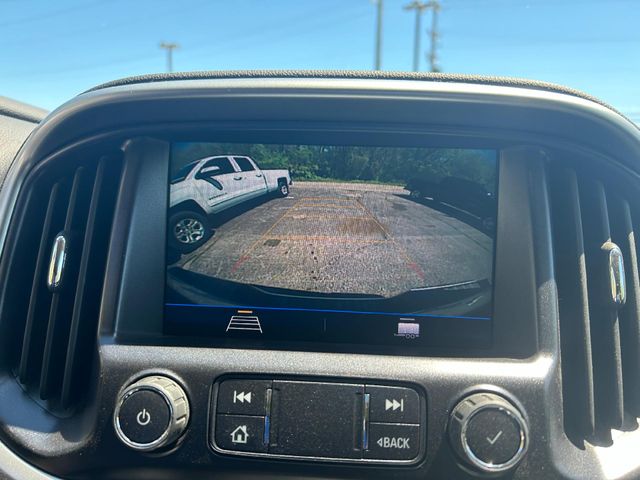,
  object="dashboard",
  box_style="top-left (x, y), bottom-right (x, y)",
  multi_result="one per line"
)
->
top-left (0, 72), bottom-right (639, 479)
